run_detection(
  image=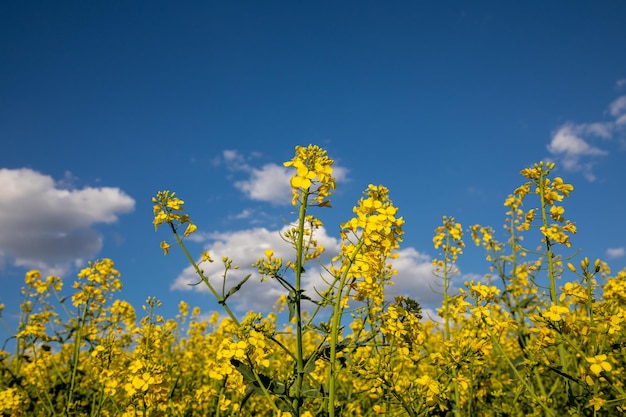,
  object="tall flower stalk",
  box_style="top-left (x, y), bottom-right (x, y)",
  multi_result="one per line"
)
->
top-left (432, 216), bottom-right (464, 416)
top-left (328, 184), bottom-right (404, 416)
top-left (282, 145), bottom-right (336, 415)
